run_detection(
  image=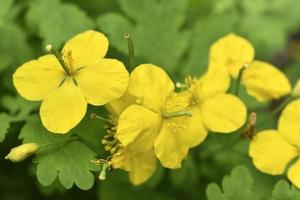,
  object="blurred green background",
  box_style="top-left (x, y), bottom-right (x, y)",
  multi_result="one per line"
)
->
top-left (1, 0), bottom-right (300, 199)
